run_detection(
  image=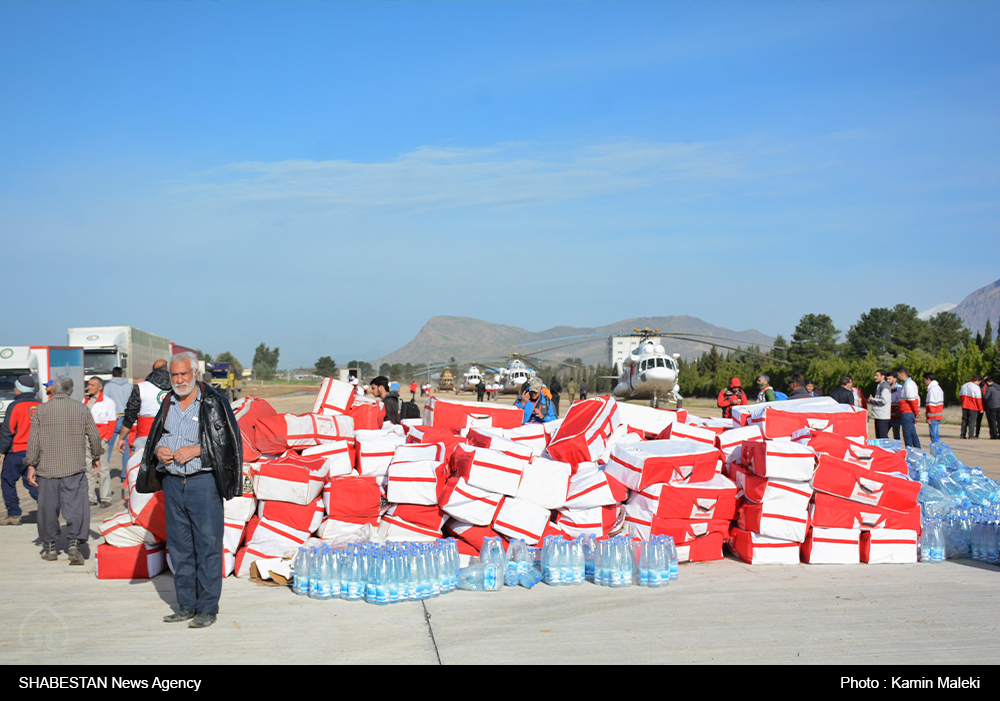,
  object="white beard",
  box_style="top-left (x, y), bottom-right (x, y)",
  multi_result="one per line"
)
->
top-left (171, 379), bottom-right (196, 397)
